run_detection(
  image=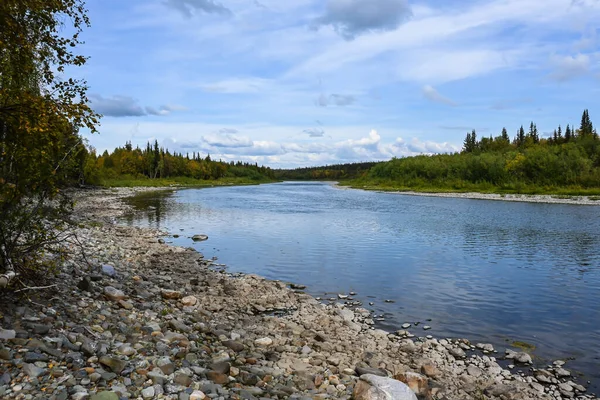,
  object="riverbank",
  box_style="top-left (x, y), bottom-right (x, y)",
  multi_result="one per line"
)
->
top-left (337, 183), bottom-right (600, 206)
top-left (0, 187), bottom-right (595, 400)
